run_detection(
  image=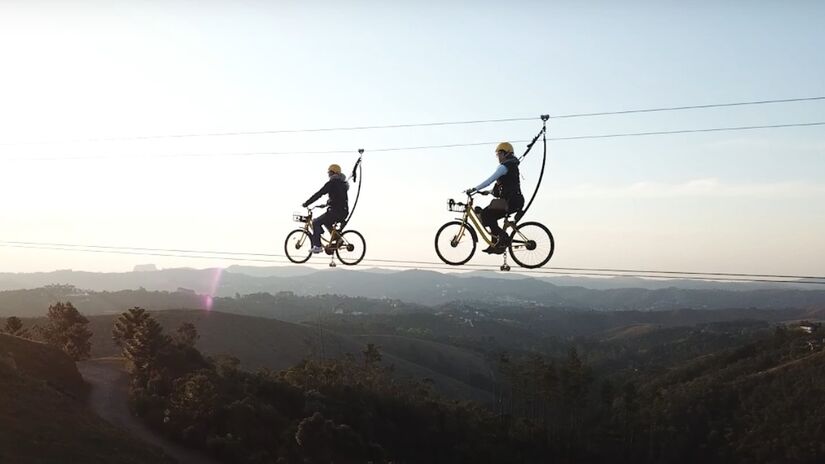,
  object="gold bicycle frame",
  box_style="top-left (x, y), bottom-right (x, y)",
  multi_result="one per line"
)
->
top-left (453, 195), bottom-right (528, 249)
top-left (294, 208), bottom-right (347, 251)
